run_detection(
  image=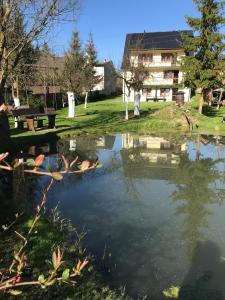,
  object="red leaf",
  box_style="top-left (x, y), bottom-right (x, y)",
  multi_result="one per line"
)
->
top-left (70, 156), bottom-right (78, 168)
top-left (0, 152), bottom-right (9, 161)
top-left (34, 154), bottom-right (45, 167)
top-left (61, 155), bottom-right (69, 169)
